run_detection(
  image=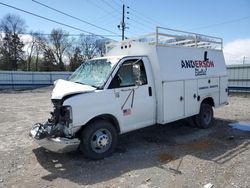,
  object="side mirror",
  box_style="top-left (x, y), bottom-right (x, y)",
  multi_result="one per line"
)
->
top-left (133, 64), bottom-right (141, 86)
